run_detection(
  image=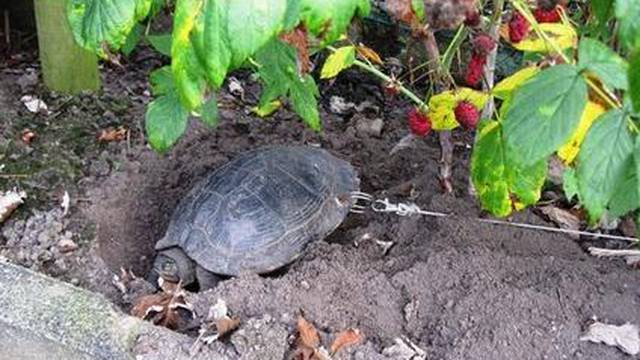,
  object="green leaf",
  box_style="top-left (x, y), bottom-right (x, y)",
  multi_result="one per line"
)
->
top-left (592, 0), bottom-right (614, 23)
top-left (122, 23), bottom-right (144, 56)
top-left (563, 167), bottom-right (580, 201)
top-left (471, 121), bottom-right (547, 217)
top-left (171, 0), bottom-right (207, 109)
top-left (608, 158), bottom-right (639, 217)
top-left (145, 92), bottom-right (189, 152)
top-left (150, 66), bottom-right (174, 96)
top-left (147, 33), bottom-right (172, 56)
top-left (67, 0), bottom-right (152, 56)
top-left (411, 0), bottom-right (425, 22)
top-left (200, 95), bottom-right (219, 127)
top-left (290, 75), bottom-right (321, 130)
top-left (503, 65), bottom-right (588, 166)
top-left (320, 46), bottom-right (356, 79)
top-left (300, 0), bottom-right (370, 44)
top-left (578, 38), bottom-right (629, 90)
top-left (252, 100), bottom-right (282, 117)
top-left (630, 50), bottom-right (640, 113)
top-left (577, 109), bottom-right (635, 221)
top-left (615, 0), bottom-right (640, 50)
top-left (255, 39), bottom-right (320, 129)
